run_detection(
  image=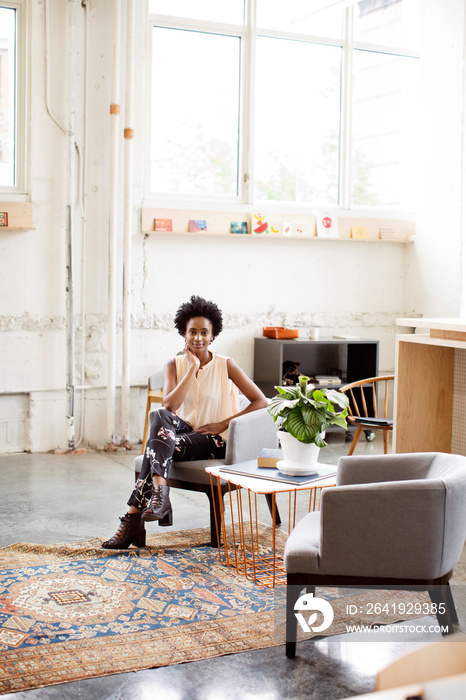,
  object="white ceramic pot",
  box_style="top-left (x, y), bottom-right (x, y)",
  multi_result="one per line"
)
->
top-left (278, 430), bottom-right (322, 474)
